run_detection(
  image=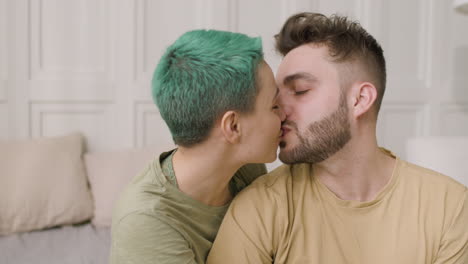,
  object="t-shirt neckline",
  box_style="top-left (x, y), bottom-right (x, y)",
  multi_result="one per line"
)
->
top-left (313, 148), bottom-right (401, 209)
